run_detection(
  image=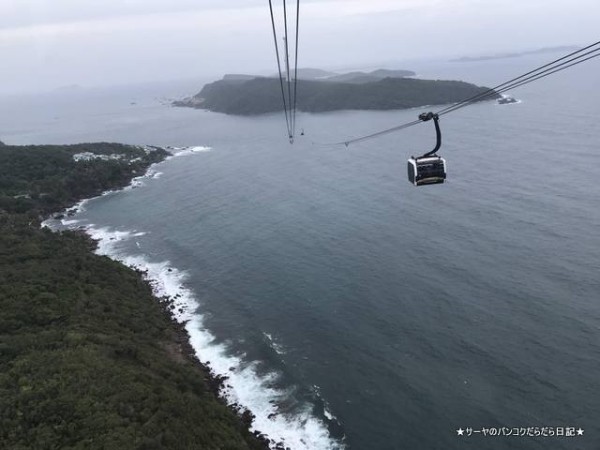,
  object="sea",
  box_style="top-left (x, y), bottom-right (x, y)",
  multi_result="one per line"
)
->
top-left (2, 54), bottom-right (599, 450)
